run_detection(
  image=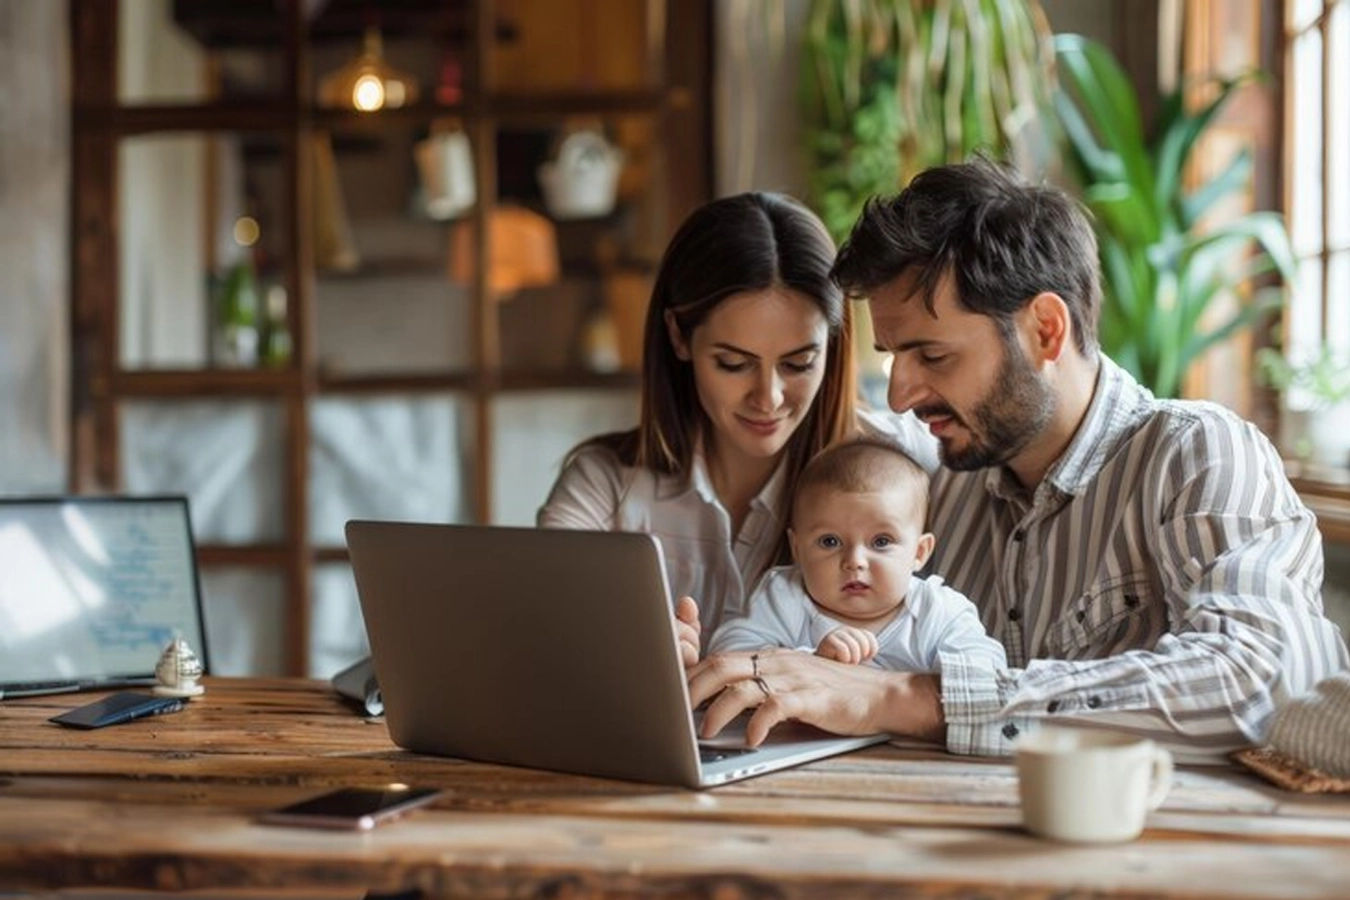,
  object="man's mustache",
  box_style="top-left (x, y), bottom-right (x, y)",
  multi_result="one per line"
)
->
top-left (913, 405), bottom-right (963, 427)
